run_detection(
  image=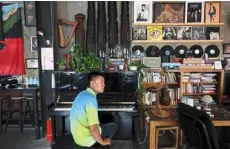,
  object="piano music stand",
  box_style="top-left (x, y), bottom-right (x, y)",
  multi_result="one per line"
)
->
top-left (142, 82), bottom-right (170, 118)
